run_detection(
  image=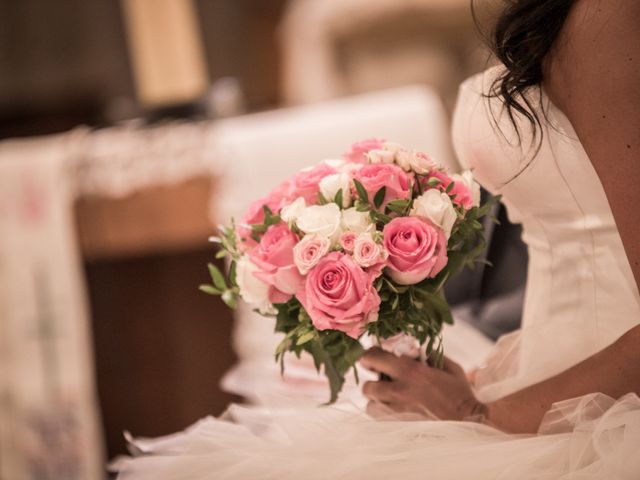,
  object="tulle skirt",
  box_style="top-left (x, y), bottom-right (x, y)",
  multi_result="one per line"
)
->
top-left (113, 391), bottom-right (640, 480)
